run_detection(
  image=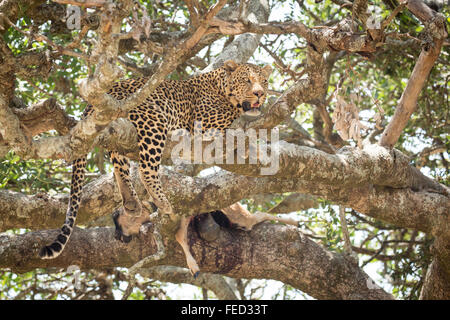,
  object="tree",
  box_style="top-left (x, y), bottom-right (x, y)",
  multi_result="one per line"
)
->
top-left (0, 0), bottom-right (448, 300)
